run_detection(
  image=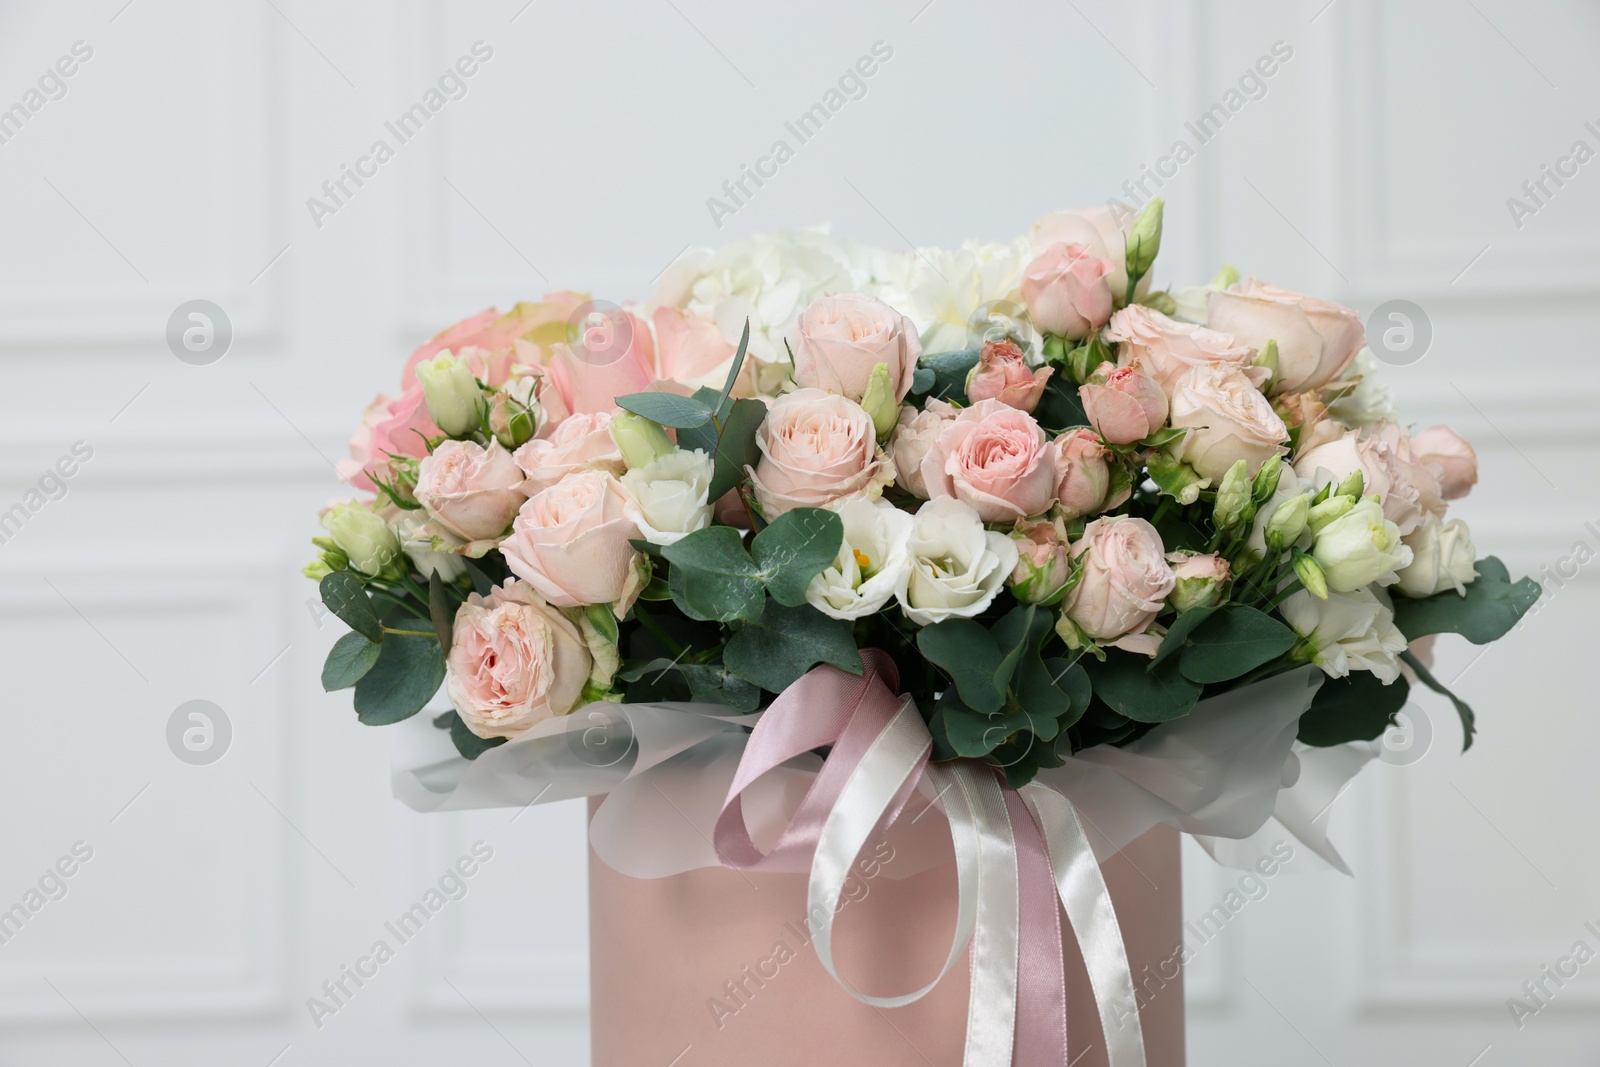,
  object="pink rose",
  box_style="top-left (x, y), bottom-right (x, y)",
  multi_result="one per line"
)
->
top-left (337, 387), bottom-right (440, 492)
top-left (1029, 205), bottom-right (1141, 302)
top-left (966, 339), bottom-right (1053, 412)
top-left (1080, 363), bottom-right (1168, 445)
top-left (1168, 362), bottom-right (1289, 480)
top-left (545, 309), bottom-right (657, 416)
top-left (652, 307), bottom-right (747, 394)
top-left (1166, 551), bottom-right (1230, 611)
top-left (446, 579), bottom-right (592, 740)
top-left (749, 389), bottom-right (895, 517)
top-left (1294, 423), bottom-right (1443, 536)
top-left (402, 294), bottom-right (587, 390)
top-left (501, 471), bottom-right (647, 615)
top-left (1409, 425), bottom-right (1477, 501)
top-left (1273, 390), bottom-right (1344, 457)
top-left (791, 294), bottom-right (921, 404)
top-left (1061, 516), bottom-right (1176, 642)
top-left (1020, 243), bottom-right (1116, 339)
top-left (1206, 278), bottom-right (1365, 393)
top-left (921, 399), bottom-right (1057, 522)
top-left (1009, 516), bottom-right (1074, 604)
top-left (415, 439), bottom-right (527, 543)
top-left (1104, 305), bottom-right (1259, 395)
top-left (513, 410), bottom-right (626, 495)
top-left (1054, 428), bottom-right (1127, 520)
top-left (889, 399), bottom-right (958, 499)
